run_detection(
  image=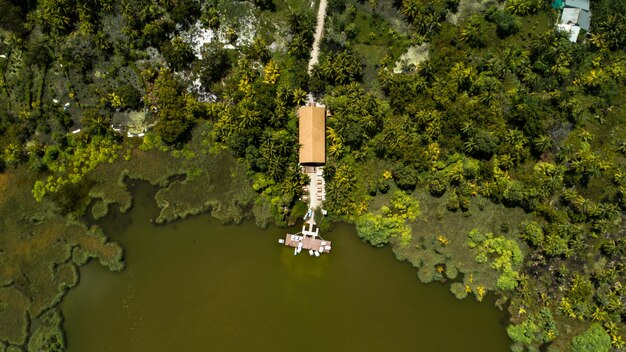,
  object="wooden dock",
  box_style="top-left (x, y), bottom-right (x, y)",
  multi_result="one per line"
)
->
top-left (279, 223), bottom-right (331, 256)
top-left (283, 233), bottom-right (332, 254)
